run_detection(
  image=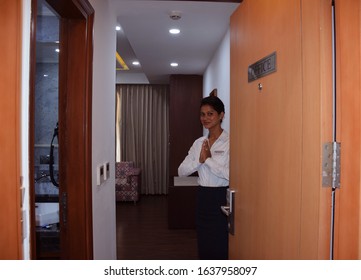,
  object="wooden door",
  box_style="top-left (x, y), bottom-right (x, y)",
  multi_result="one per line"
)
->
top-left (229, 0), bottom-right (333, 259)
top-left (30, 0), bottom-right (94, 259)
